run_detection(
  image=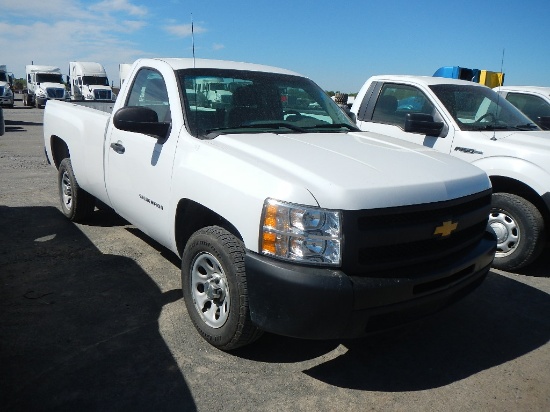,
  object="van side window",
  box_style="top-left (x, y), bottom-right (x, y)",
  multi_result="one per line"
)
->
top-left (506, 93), bottom-right (550, 123)
top-left (372, 84), bottom-right (435, 127)
top-left (127, 68), bottom-right (171, 122)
